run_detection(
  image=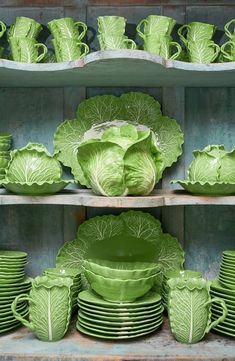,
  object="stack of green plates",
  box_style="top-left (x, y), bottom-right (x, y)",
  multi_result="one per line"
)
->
top-left (210, 279), bottom-right (235, 337)
top-left (218, 251), bottom-right (235, 289)
top-left (76, 290), bottom-right (163, 340)
top-left (0, 250), bottom-right (31, 334)
top-left (0, 133), bottom-right (12, 182)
